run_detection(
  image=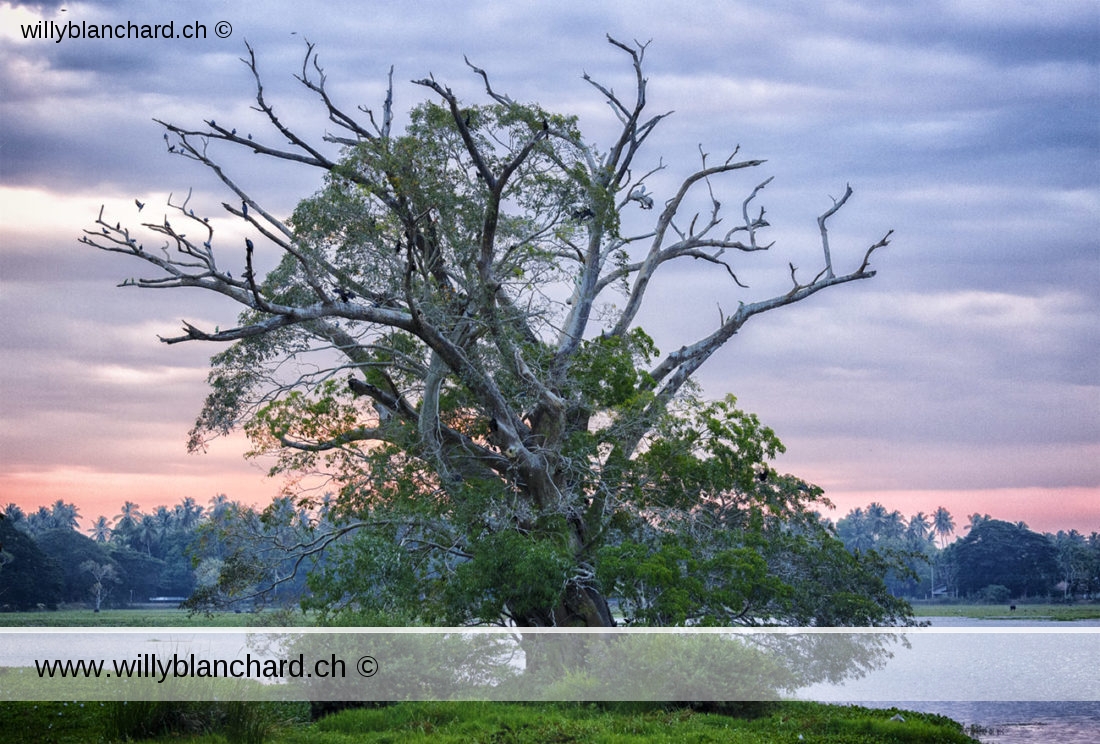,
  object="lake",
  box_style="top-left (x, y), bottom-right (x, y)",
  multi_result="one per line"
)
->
top-left (852, 617), bottom-right (1100, 743)
top-left (863, 701), bottom-right (1100, 744)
